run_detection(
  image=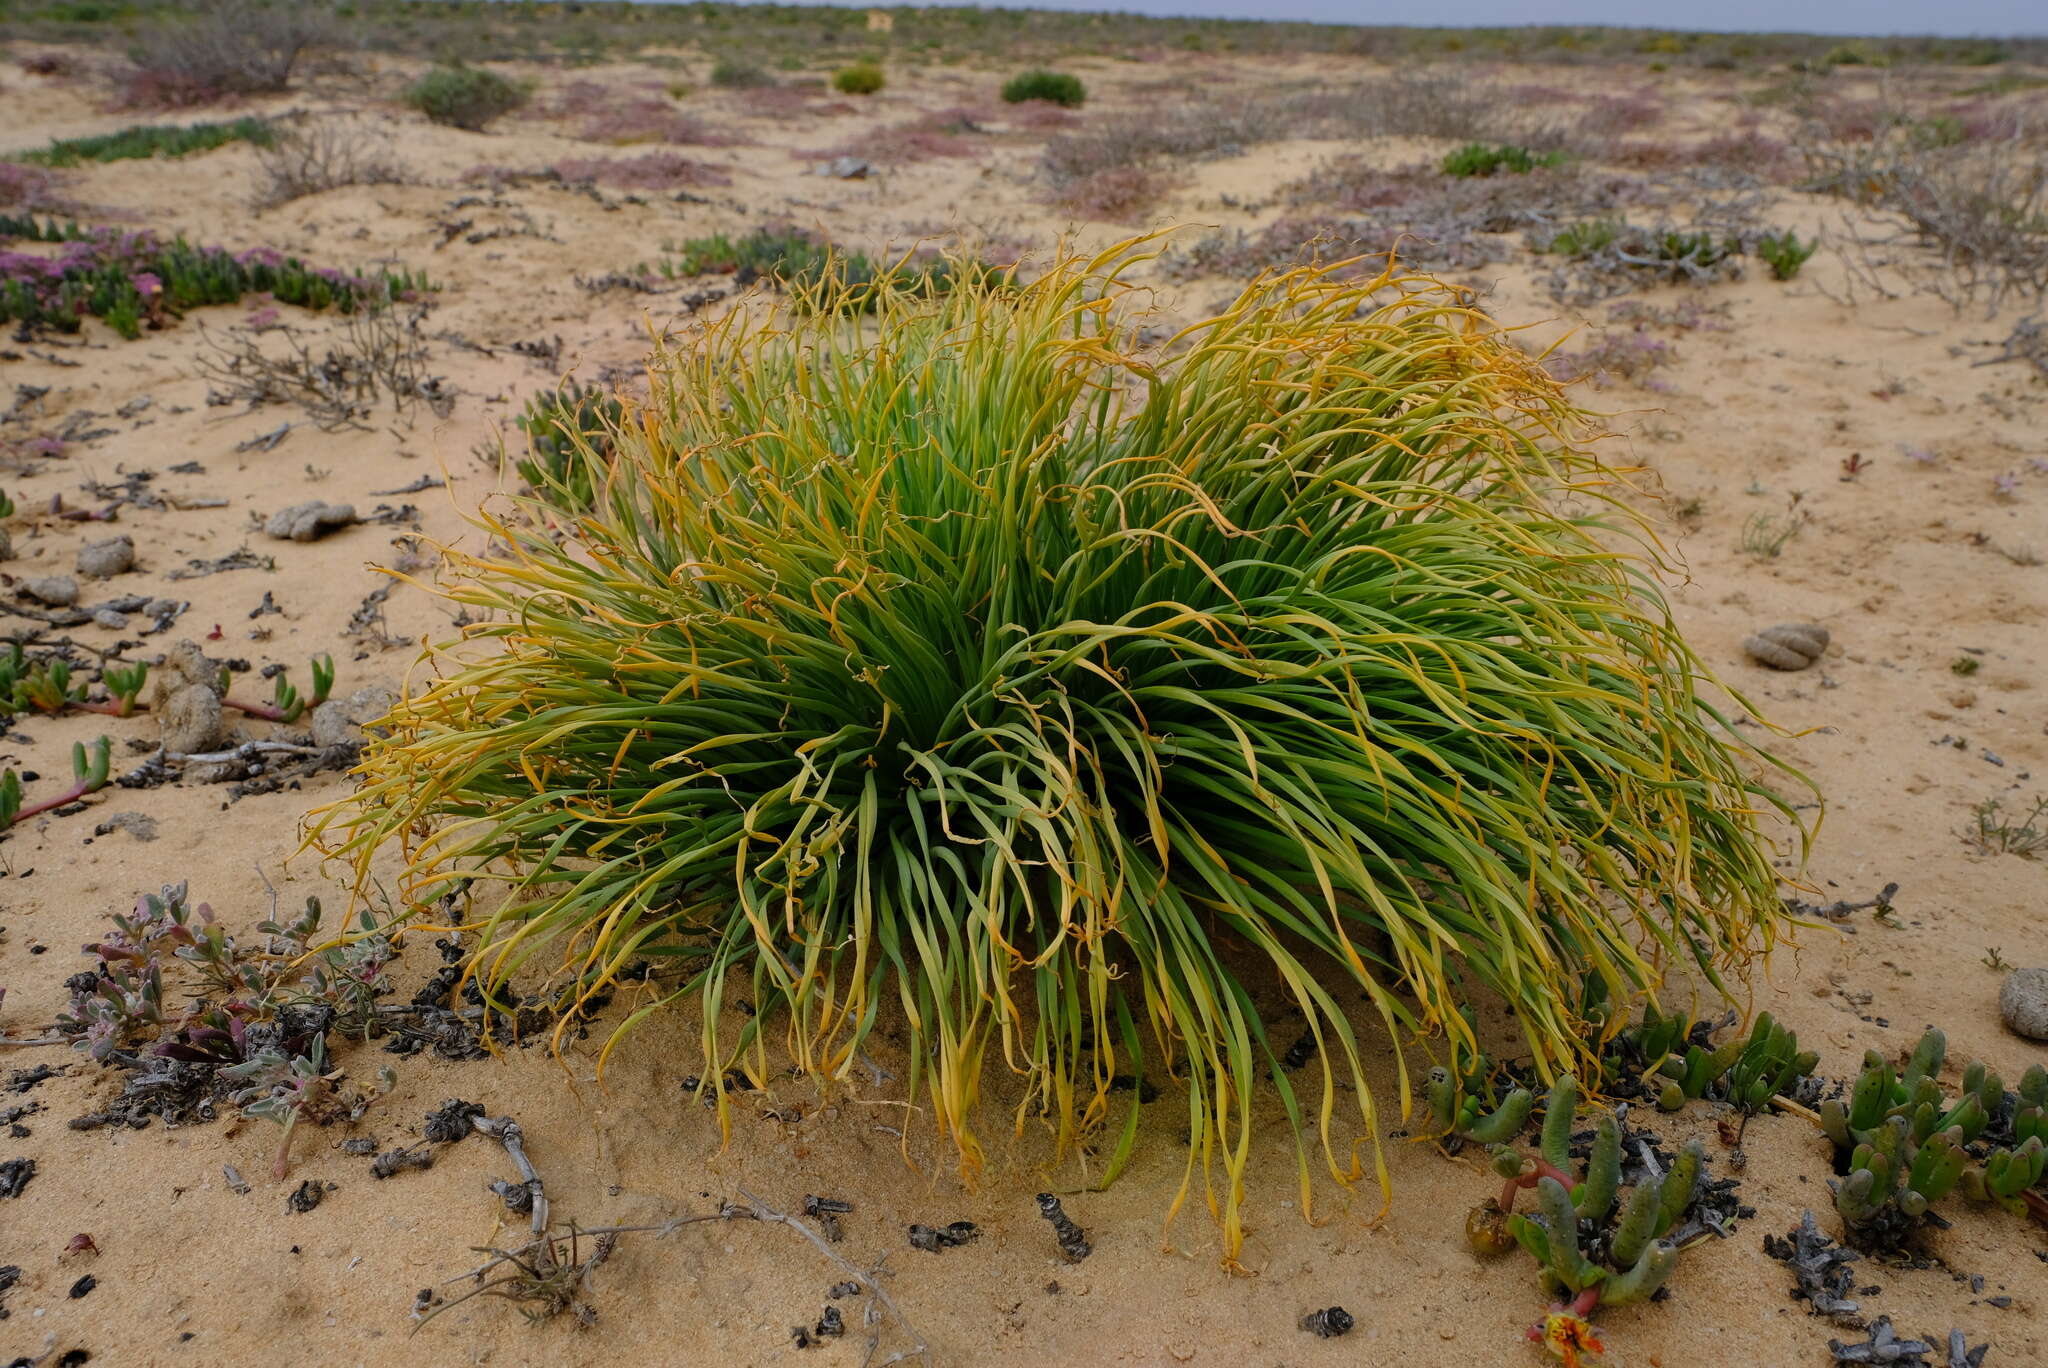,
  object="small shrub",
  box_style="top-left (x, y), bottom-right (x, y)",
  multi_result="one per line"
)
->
top-left (1001, 69), bottom-right (1086, 108)
top-left (251, 119), bottom-right (405, 210)
top-left (709, 57), bottom-right (773, 89)
top-left (323, 240), bottom-right (1800, 1267)
top-left (832, 62), bottom-right (885, 96)
top-left (406, 67), bottom-right (529, 132)
top-left (576, 98), bottom-right (726, 146)
top-left (550, 152), bottom-right (731, 191)
top-left (1968, 795), bottom-right (2047, 857)
top-left (118, 0), bottom-right (334, 108)
top-left (1535, 217), bottom-right (1748, 302)
top-left (1544, 218), bottom-right (1622, 256)
top-left (197, 300), bottom-right (447, 429)
top-left (811, 109), bottom-right (984, 166)
top-left (1757, 230), bottom-right (1817, 280)
top-left (16, 117), bottom-right (275, 168)
top-left (0, 162), bottom-right (63, 214)
top-left (1054, 166), bottom-right (1168, 222)
top-left (17, 52), bottom-right (76, 78)
top-left (1442, 142), bottom-right (1562, 177)
top-left (1544, 329), bottom-right (1676, 387)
